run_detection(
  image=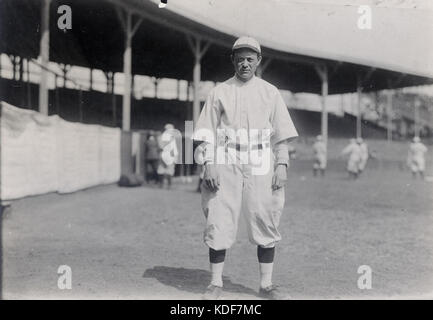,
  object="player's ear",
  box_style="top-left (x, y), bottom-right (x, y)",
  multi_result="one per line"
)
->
top-left (257, 53), bottom-right (262, 65)
top-left (231, 53), bottom-right (238, 70)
